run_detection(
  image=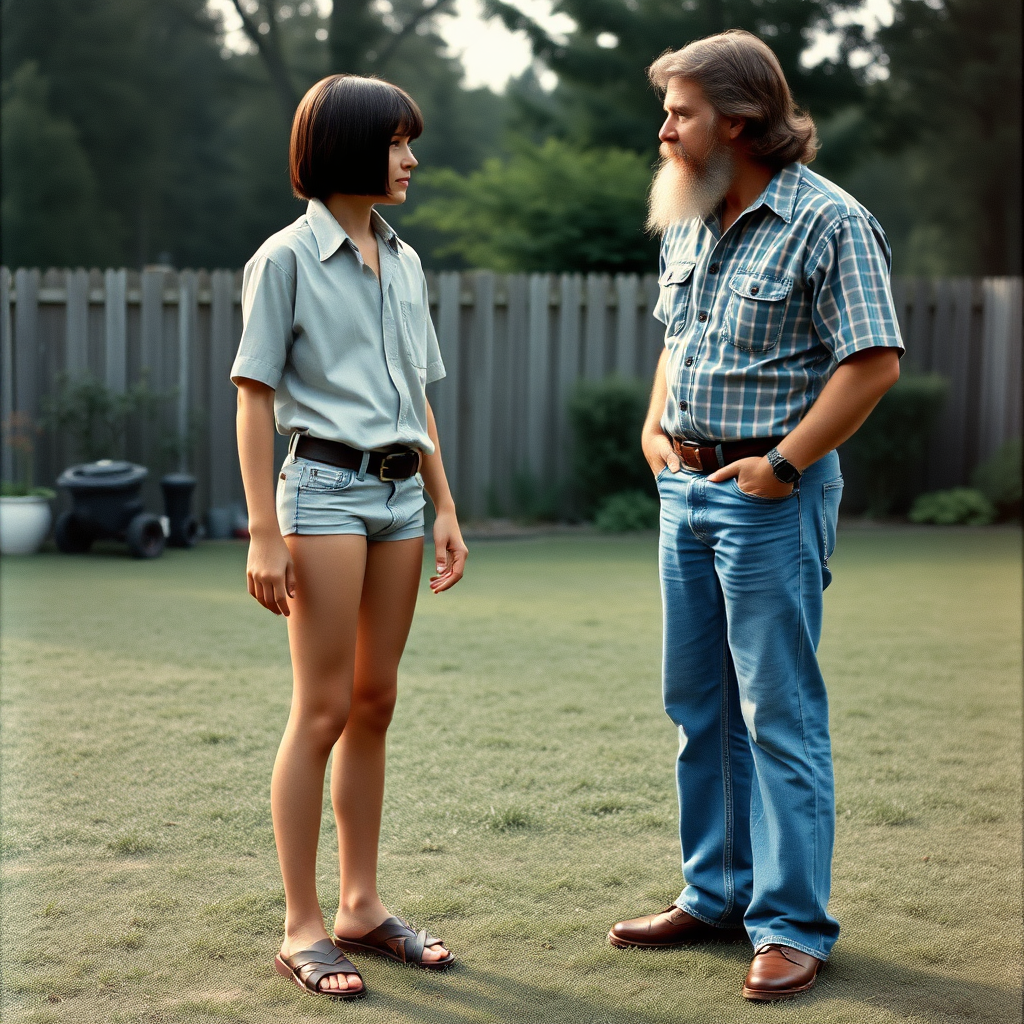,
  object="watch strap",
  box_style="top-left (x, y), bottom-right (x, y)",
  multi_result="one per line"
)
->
top-left (766, 447), bottom-right (801, 484)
